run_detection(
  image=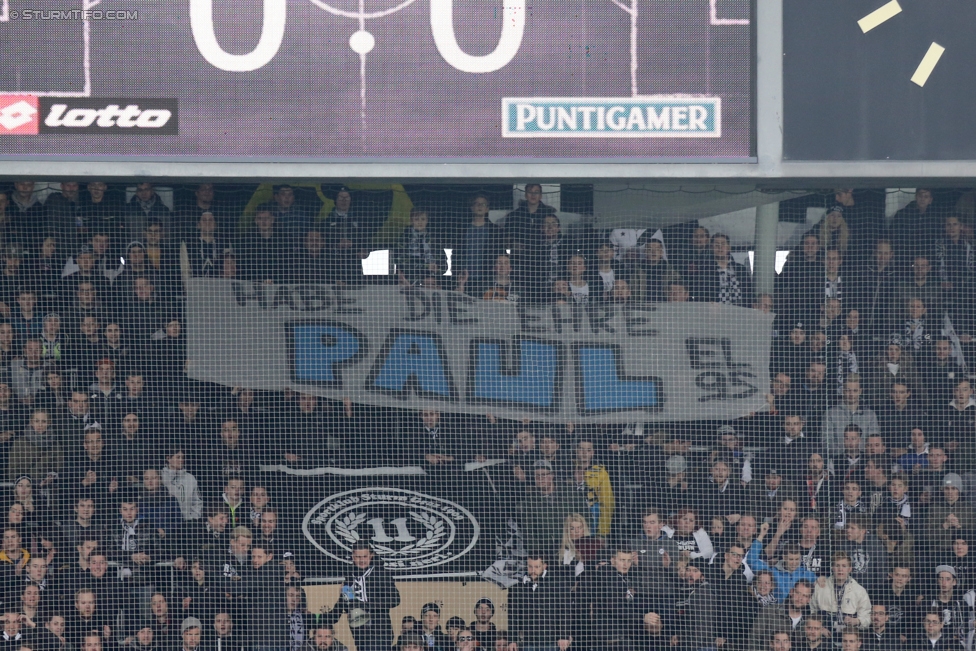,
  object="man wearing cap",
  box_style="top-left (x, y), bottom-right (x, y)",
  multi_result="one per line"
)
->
top-left (180, 617), bottom-right (203, 651)
top-left (926, 474), bottom-right (976, 553)
top-left (926, 563), bottom-right (976, 648)
top-left (658, 452), bottom-right (695, 513)
top-left (418, 603), bottom-right (450, 649)
top-left (468, 598), bottom-right (497, 648)
top-left (516, 459), bottom-right (589, 555)
top-left (322, 541), bottom-right (400, 651)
